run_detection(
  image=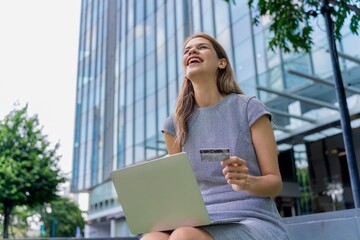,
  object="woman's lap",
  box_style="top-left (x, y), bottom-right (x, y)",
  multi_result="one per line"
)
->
top-left (200, 218), bottom-right (288, 240)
